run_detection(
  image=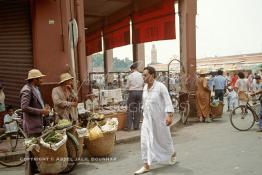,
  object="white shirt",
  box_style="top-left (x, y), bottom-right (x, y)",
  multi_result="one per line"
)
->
top-left (228, 90), bottom-right (238, 101)
top-left (235, 78), bottom-right (249, 92)
top-left (126, 71), bottom-right (144, 91)
top-left (251, 82), bottom-right (262, 92)
top-left (4, 114), bottom-right (18, 133)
